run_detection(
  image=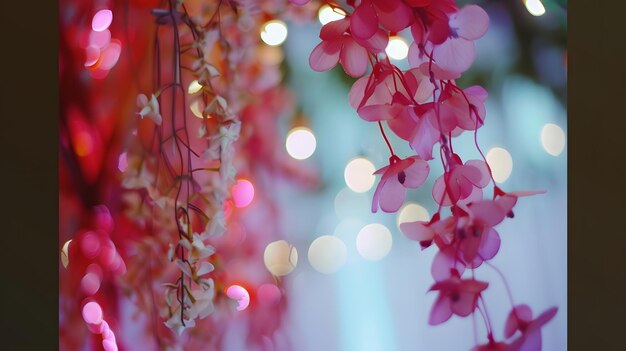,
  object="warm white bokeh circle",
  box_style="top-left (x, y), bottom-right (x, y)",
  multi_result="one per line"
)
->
top-left (356, 223), bottom-right (392, 261)
top-left (286, 127), bottom-right (316, 160)
top-left (541, 123), bottom-right (565, 156)
top-left (386, 36), bottom-right (409, 60)
top-left (344, 157), bottom-right (376, 193)
top-left (486, 147), bottom-right (513, 183)
top-left (263, 240), bottom-right (298, 276)
top-left (308, 235), bottom-right (347, 274)
top-left (260, 20), bottom-right (288, 46)
top-left (396, 203), bottom-right (430, 228)
top-left (524, 0), bottom-right (546, 16)
top-left (318, 5), bottom-right (346, 25)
